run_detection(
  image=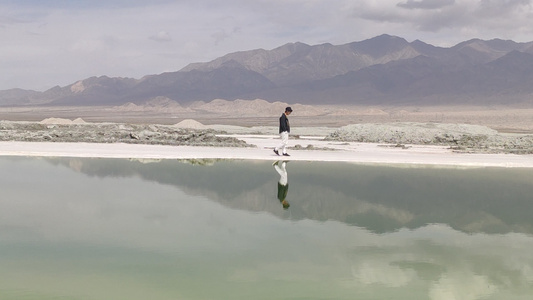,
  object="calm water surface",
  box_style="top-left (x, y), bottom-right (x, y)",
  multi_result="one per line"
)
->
top-left (1, 157), bottom-right (533, 299)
